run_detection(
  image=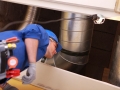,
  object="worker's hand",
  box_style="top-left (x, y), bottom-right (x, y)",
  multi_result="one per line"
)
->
top-left (22, 63), bottom-right (36, 84)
